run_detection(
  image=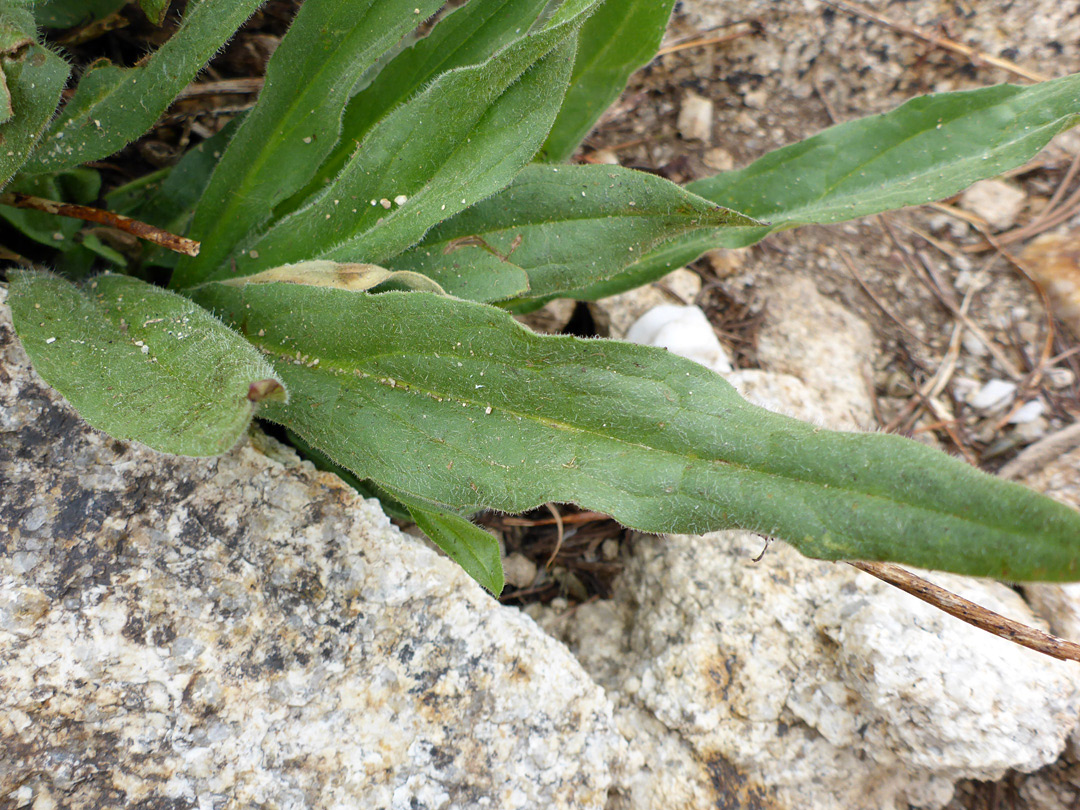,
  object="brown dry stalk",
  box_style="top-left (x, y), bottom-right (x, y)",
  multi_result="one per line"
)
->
top-left (0, 193), bottom-right (200, 257)
top-left (849, 560), bottom-right (1080, 664)
top-left (656, 23), bottom-right (757, 57)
